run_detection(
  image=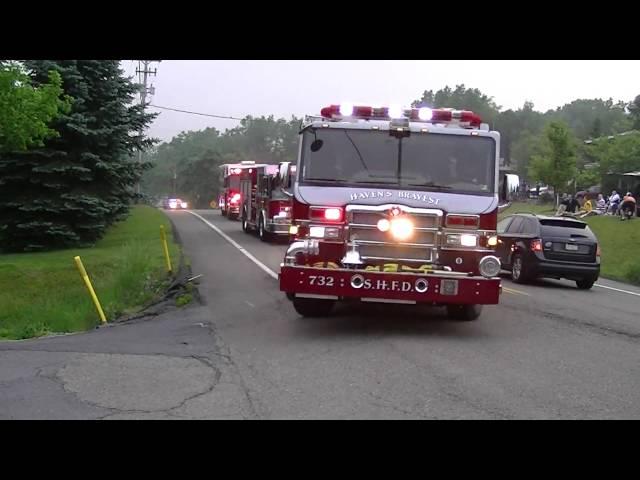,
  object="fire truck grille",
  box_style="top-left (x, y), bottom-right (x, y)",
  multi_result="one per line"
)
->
top-left (351, 211), bottom-right (438, 229)
top-left (347, 207), bottom-right (441, 264)
top-left (357, 244), bottom-right (434, 263)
